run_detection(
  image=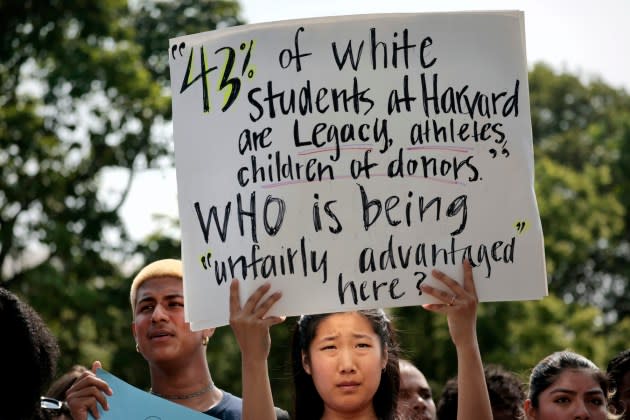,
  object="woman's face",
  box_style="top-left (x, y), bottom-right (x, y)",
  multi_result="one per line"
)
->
top-left (525, 369), bottom-right (607, 420)
top-left (303, 312), bottom-right (387, 419)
